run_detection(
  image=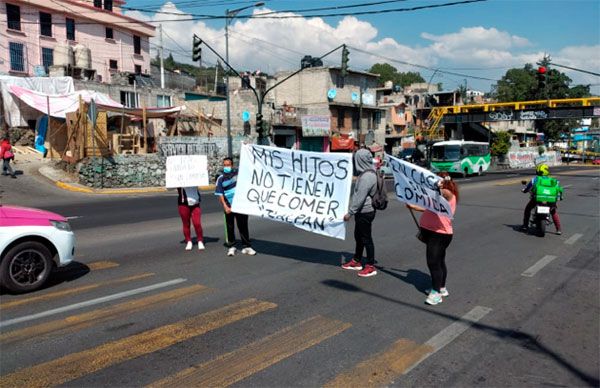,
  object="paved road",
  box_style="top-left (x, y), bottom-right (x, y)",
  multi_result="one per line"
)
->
top-left (0, 166), bottom-right (598, 386)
